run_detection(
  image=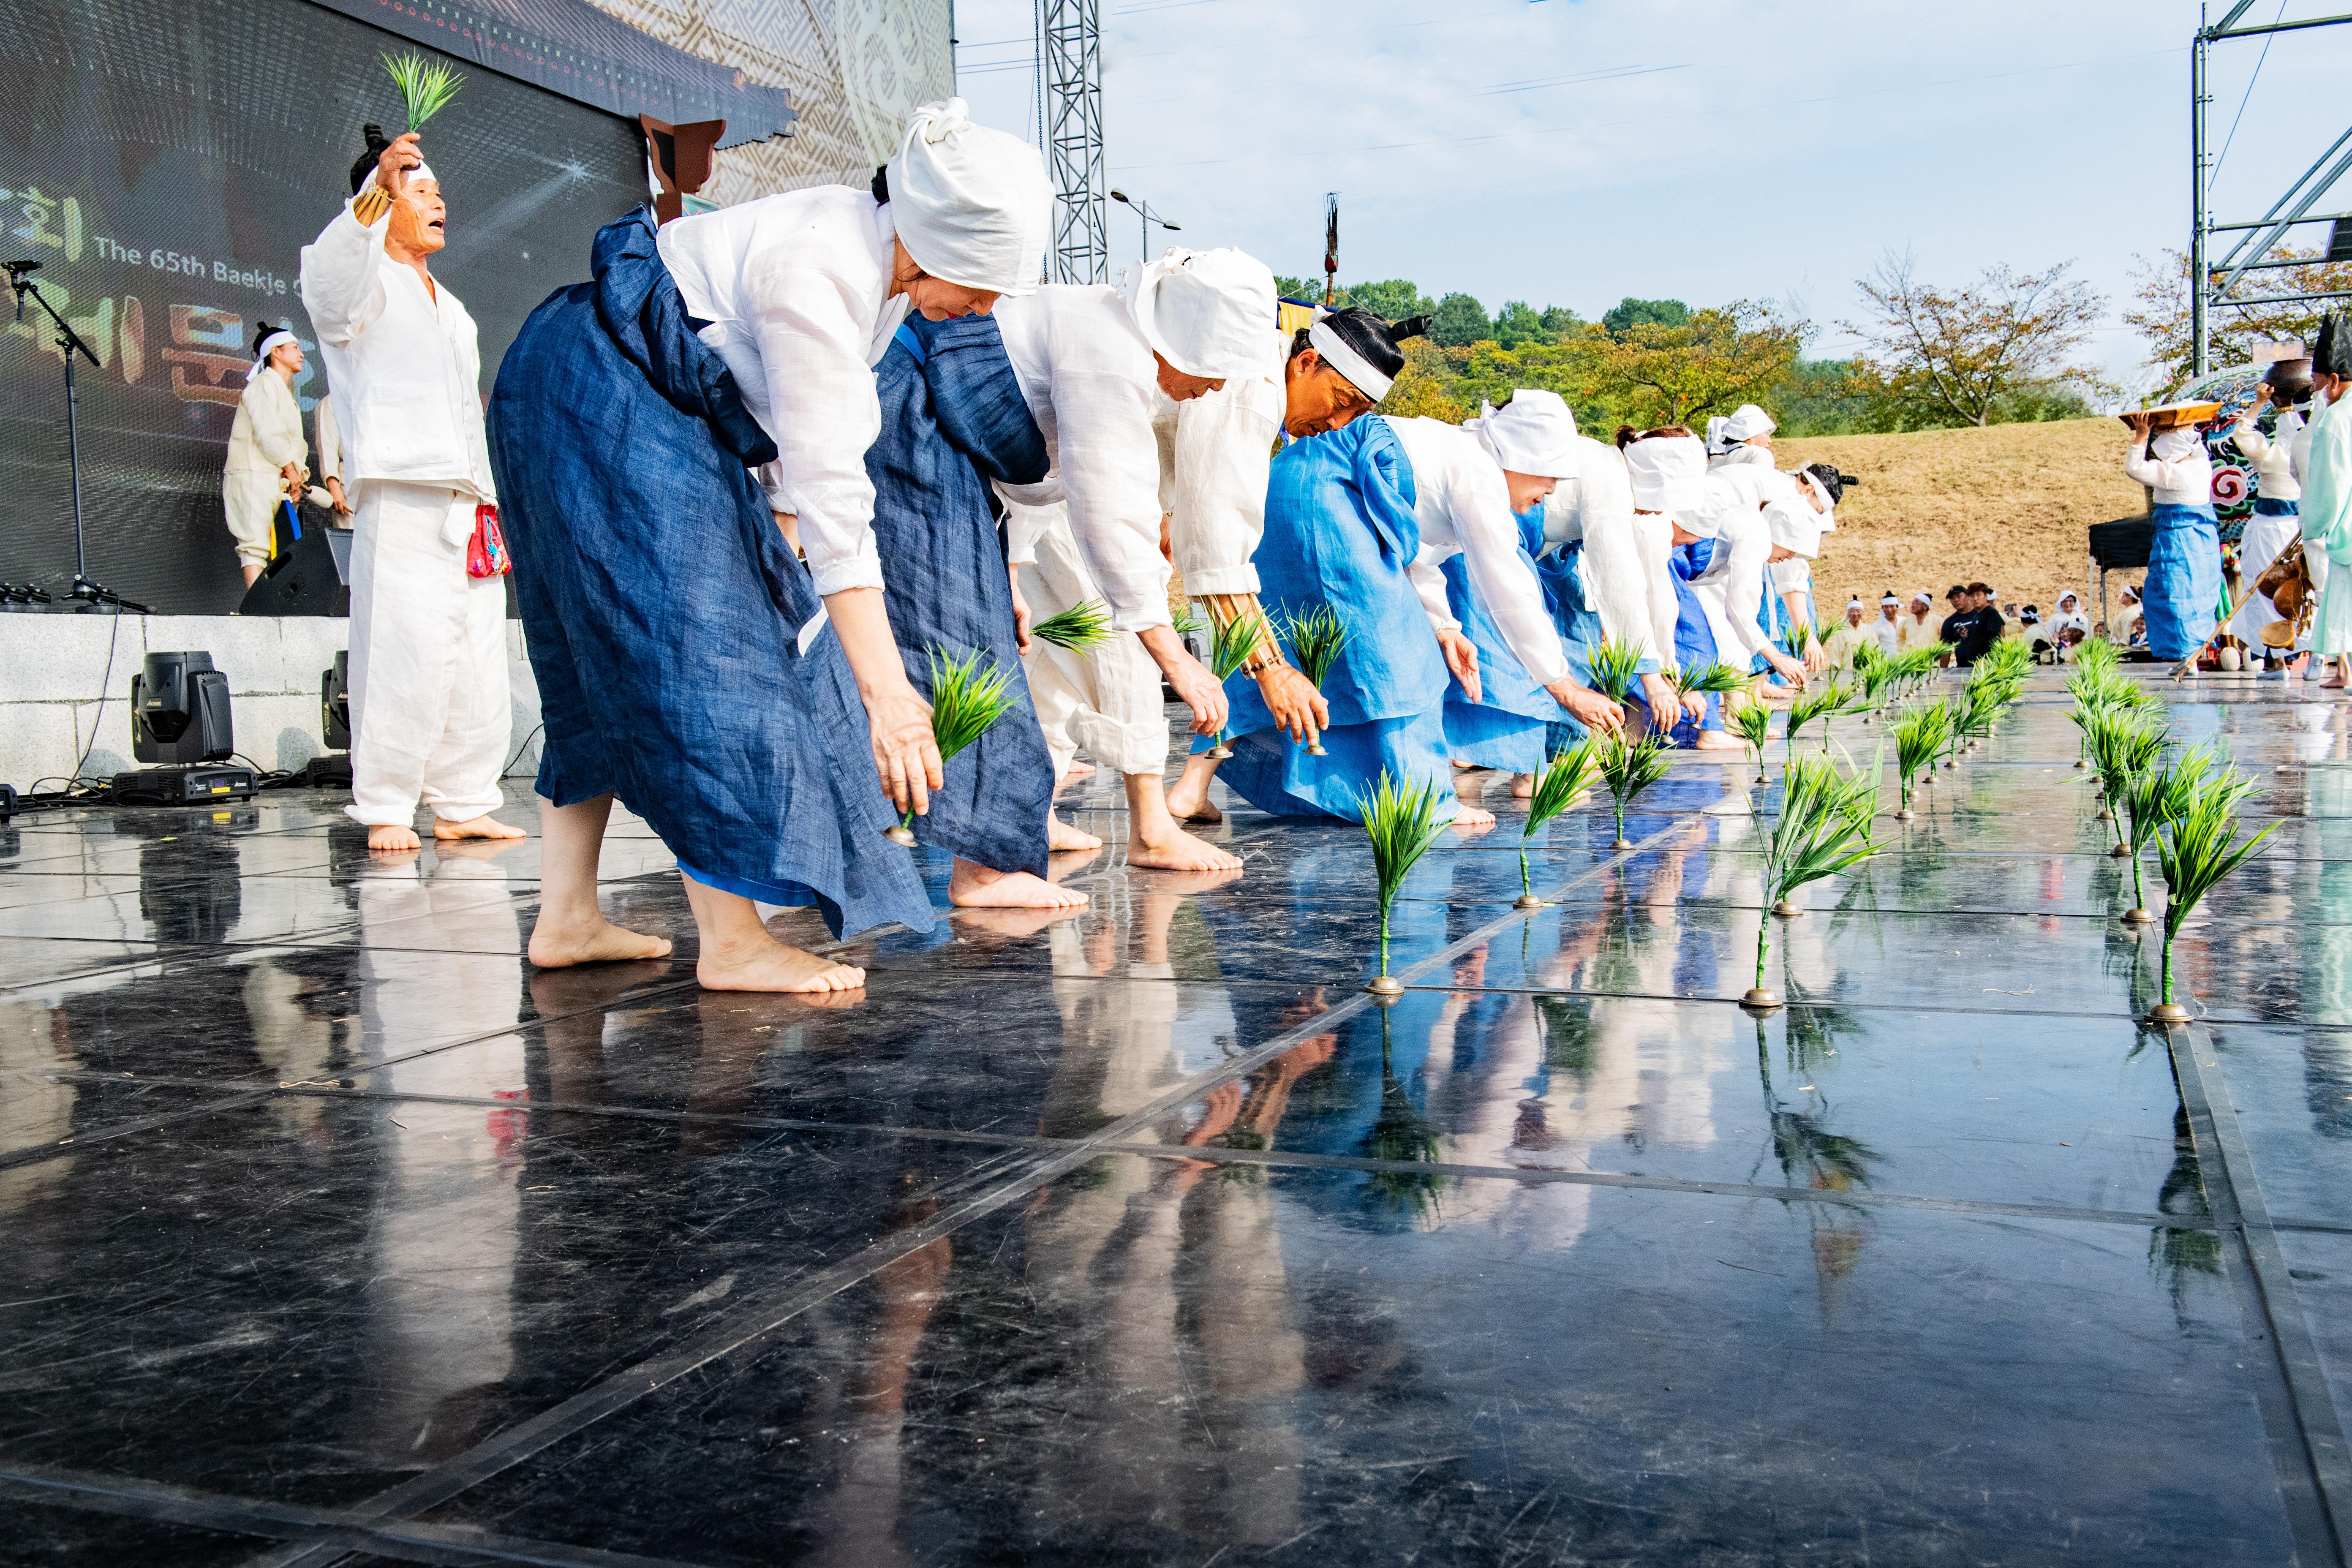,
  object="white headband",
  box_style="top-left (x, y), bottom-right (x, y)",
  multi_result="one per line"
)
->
top-left (1307, 317), bottom-right (1392, 401)
top-left (374, 159), bottom-right (437, 191)
top-left (1880, 595), bottom-right (1899, 606)
top-left (253, 329), bottom-right (296, 364)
